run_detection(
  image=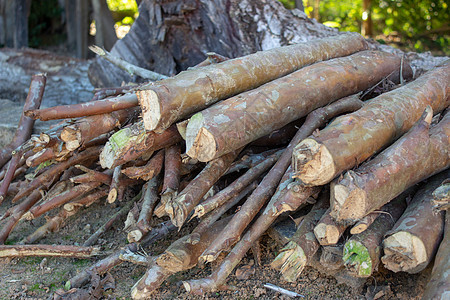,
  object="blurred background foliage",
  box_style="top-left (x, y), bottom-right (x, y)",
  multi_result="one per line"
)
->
top-left (26, 0), bottom-right (449, 55)
top-left (280, 0), bottom-right (449, 55)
